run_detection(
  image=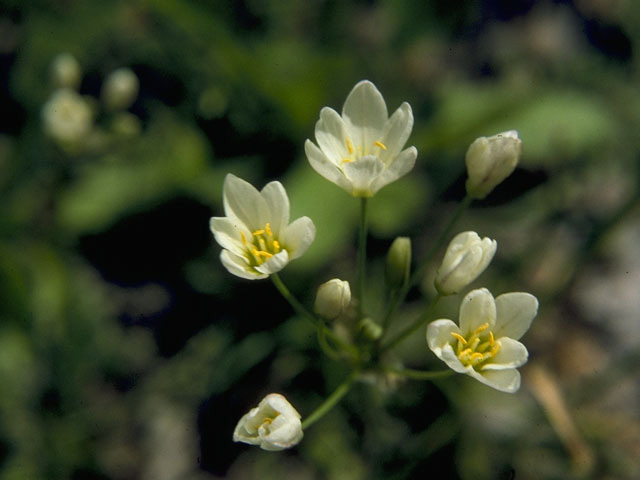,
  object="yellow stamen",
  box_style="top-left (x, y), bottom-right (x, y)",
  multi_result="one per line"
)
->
top-left (272, 240), bottom-right (280, 250)
top-left (240, 231), bottom-right (247, 244)
top-left (474, 322), bottom-right (490, 335)
top-left (346, 138), bottom-right (354, 154)
top-left (341, 158), bottom-right (353, 164)
top-left (373, 140), bottom-right (387, 150)
top-left (265, 223), bottom-right (272, 236)
top-left (489, 331), bottom-right (495, 346)
top-left (451, 332), bottom-right (467, 344)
